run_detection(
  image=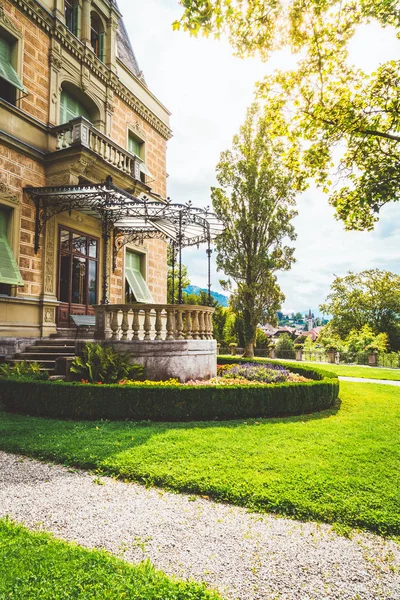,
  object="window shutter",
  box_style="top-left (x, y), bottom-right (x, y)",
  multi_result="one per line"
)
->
top-left (128, 135), bottom-right (141, 157)
top-left (73, 4), bottom-right (79, 36)
top-left (98, 32), bottom-right (105, 62)
top-left (0, 212), bottom-right (24, 286)
top-left (60, 91), bottom-right (90, 124)
top-left (0, 36), bottom-right (26, 92)
top-left (125, 251), bottom-right (153, 303)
